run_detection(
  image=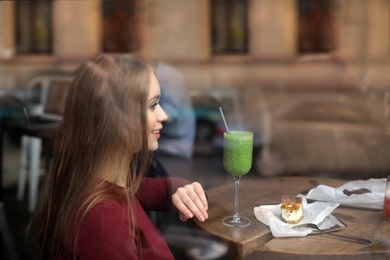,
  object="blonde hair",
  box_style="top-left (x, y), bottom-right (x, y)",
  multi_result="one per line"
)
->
top-left (29, 54), bottom-right (153, 259)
